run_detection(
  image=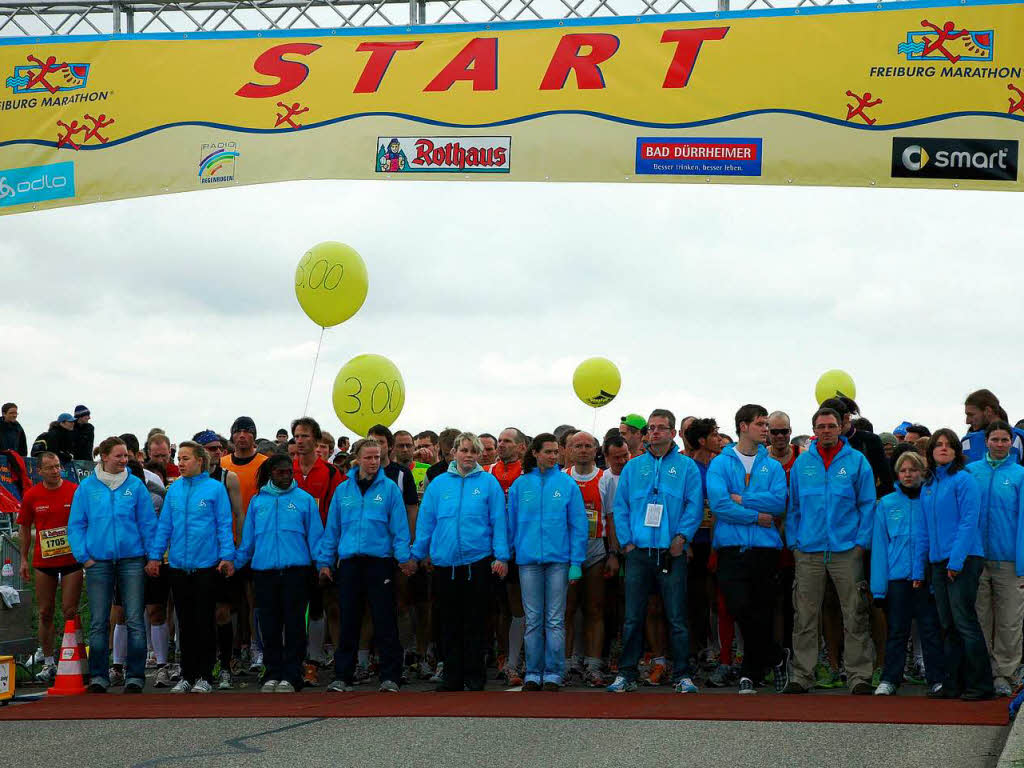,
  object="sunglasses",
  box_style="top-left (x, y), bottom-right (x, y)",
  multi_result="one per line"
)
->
top-left (769, 428), bottom-right (791, 436)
